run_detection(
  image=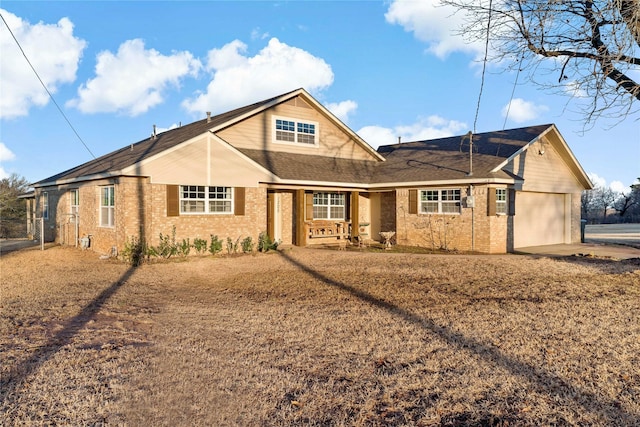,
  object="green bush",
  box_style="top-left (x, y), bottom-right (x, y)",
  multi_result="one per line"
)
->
top-left (257, 231), bottom-right (279, 253)
top-left (121, 235), bottom-right (149, 266)
top-left (209, 234), bottom-right (223, 255)
top-left (193, 237), bottom-right (208, 254)
top-left (226, 236), bottom-right (241, 254)
top-left (155, 226), bottom-right (178, 258)
top-left (178, 238), bottom-right (191, 257)
top-left (241, 236), bottom-right (254, 253)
